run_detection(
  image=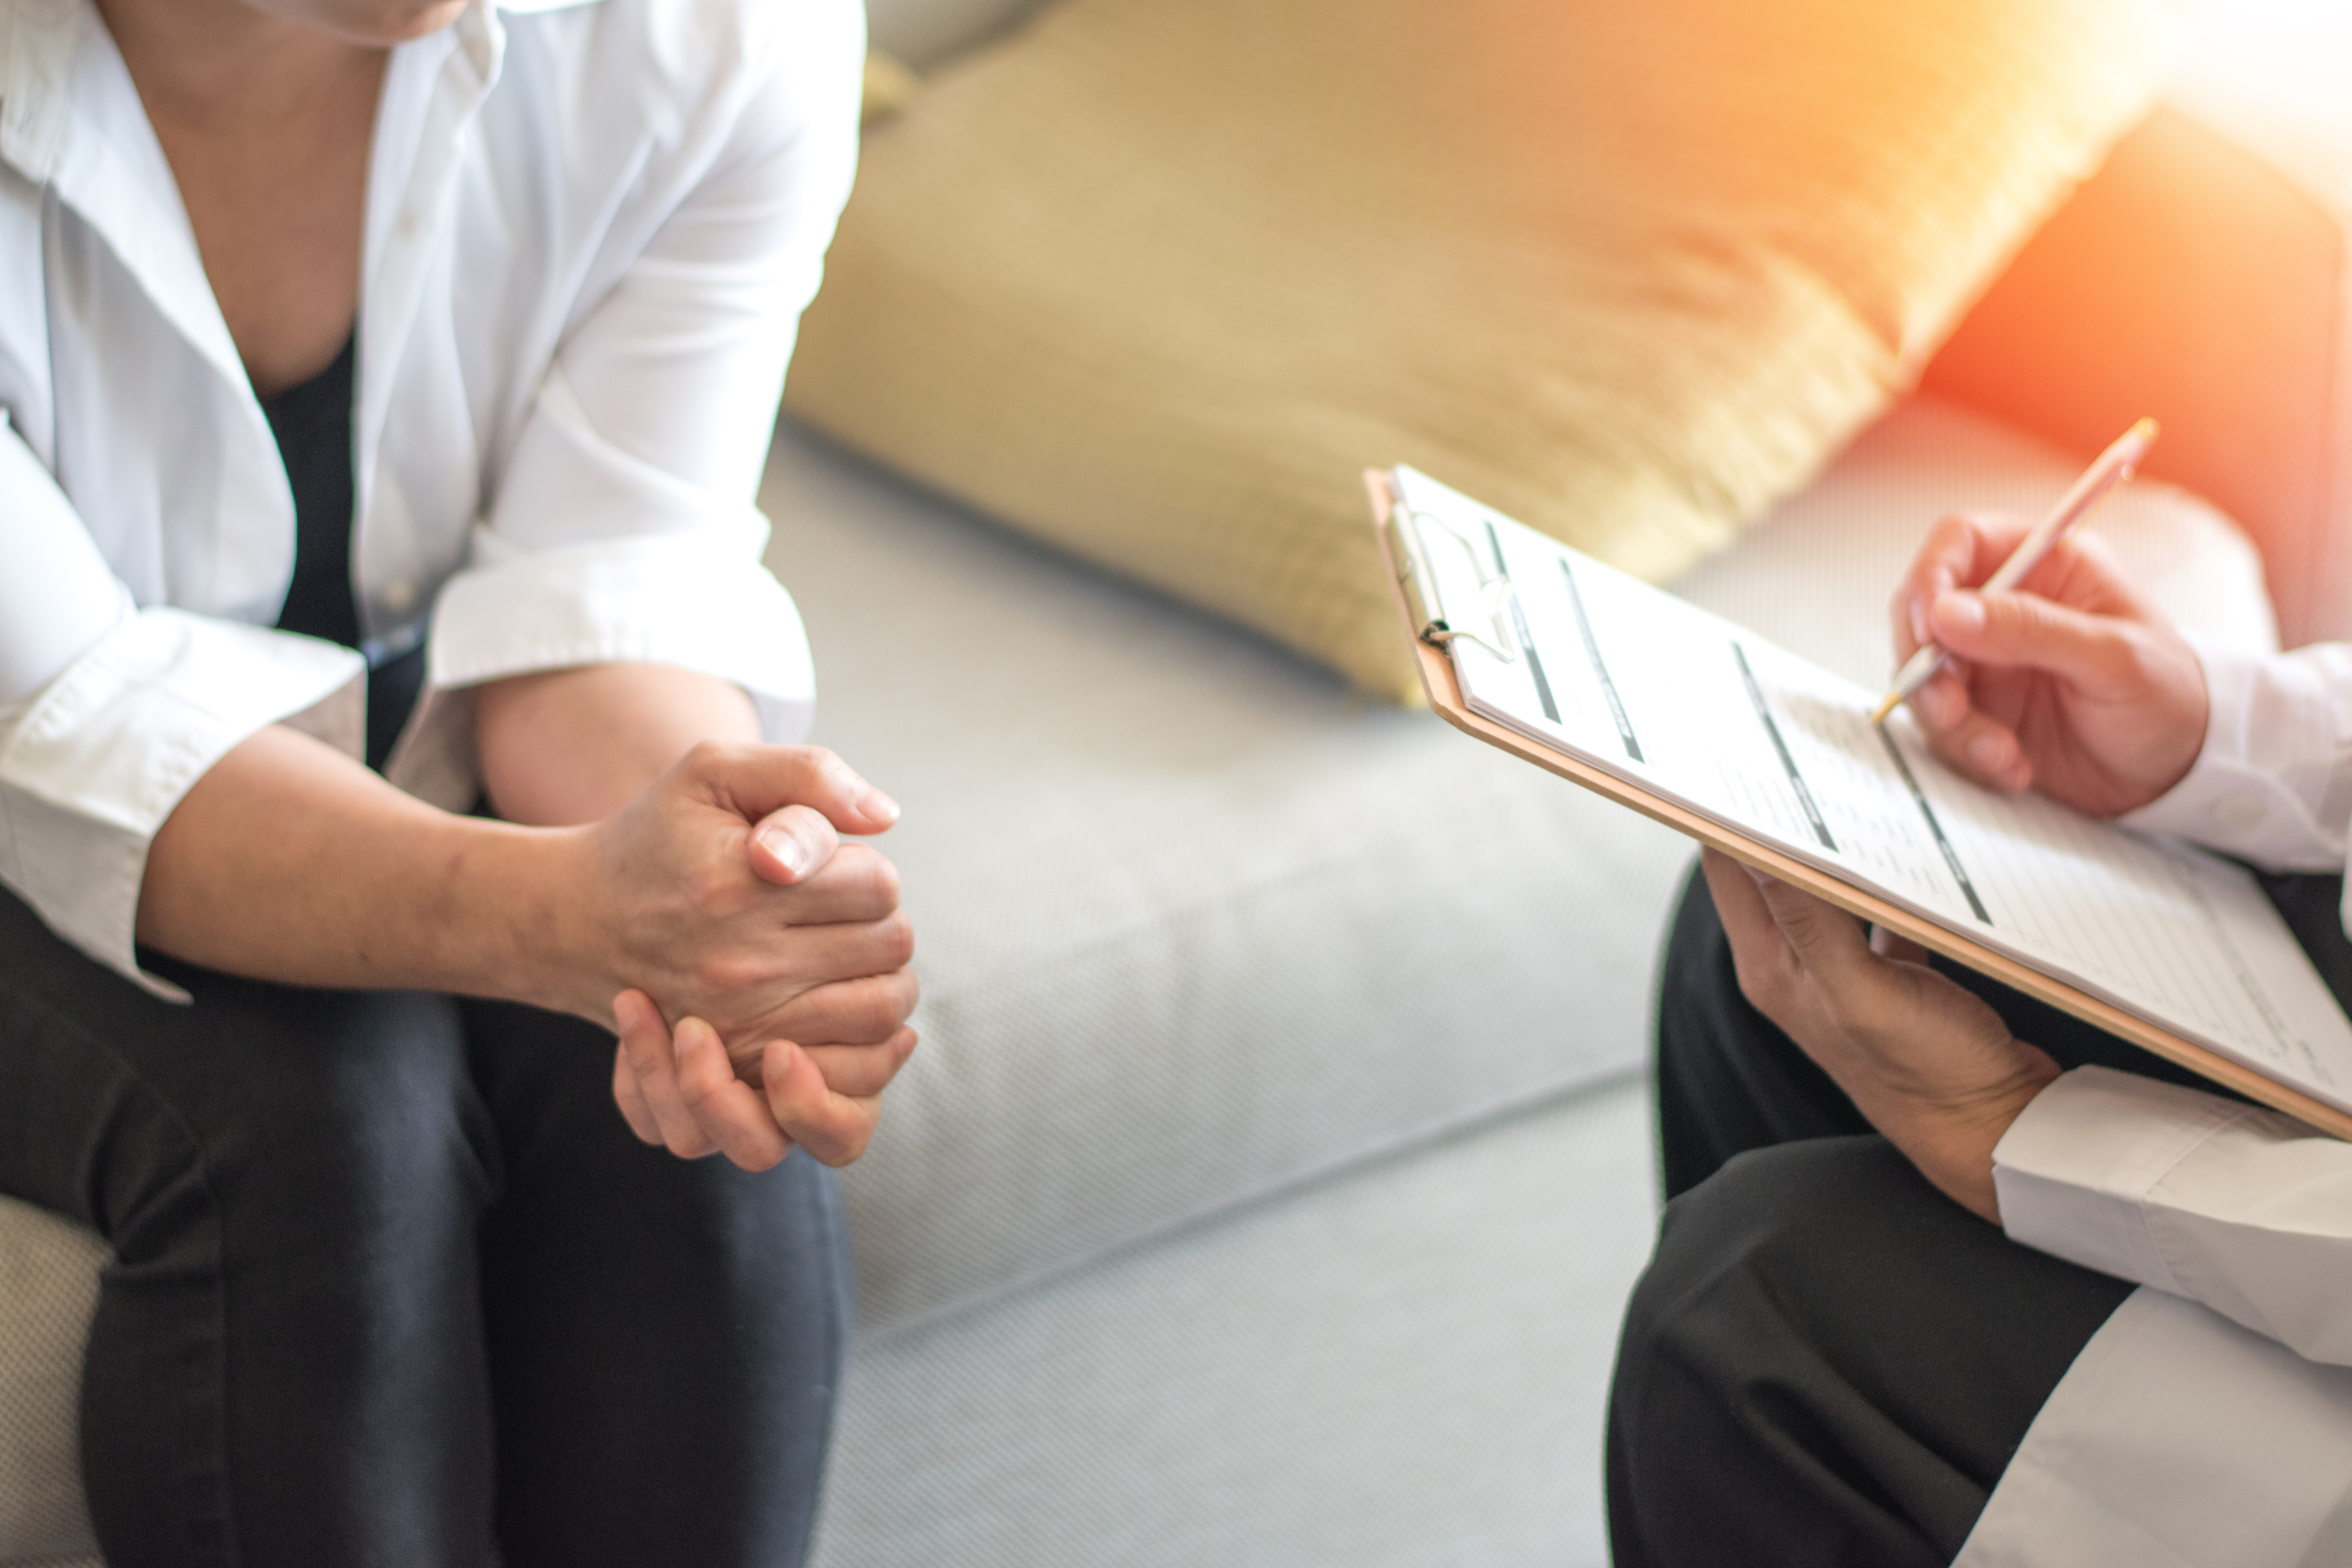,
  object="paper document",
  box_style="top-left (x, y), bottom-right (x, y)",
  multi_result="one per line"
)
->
top-left (1391, 466), bottom-right (2352, 1115)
